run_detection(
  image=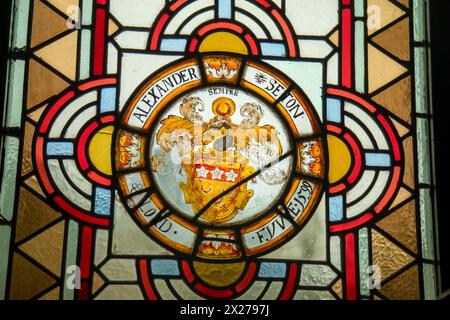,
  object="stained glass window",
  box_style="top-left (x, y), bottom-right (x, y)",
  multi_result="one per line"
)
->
top-left (0, 0), bottom-right (441, 301)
